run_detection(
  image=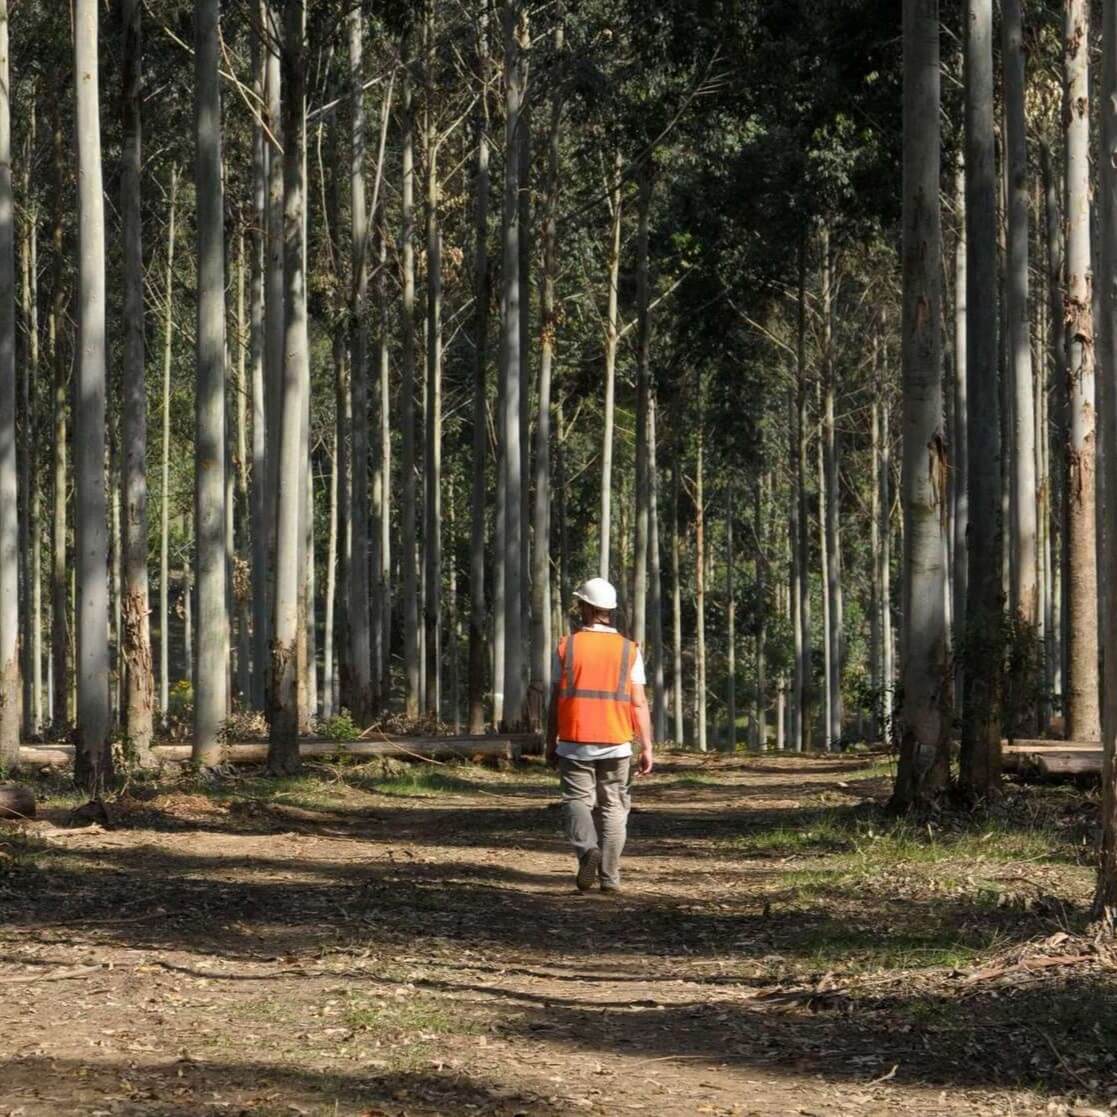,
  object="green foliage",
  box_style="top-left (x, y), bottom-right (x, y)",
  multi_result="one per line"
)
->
top-left (318, 708), bottom-right (360, 743)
